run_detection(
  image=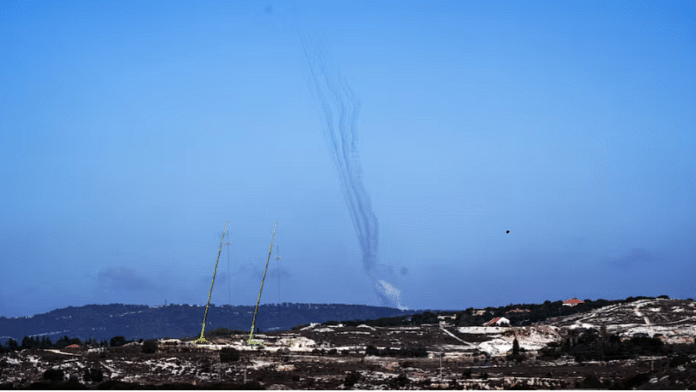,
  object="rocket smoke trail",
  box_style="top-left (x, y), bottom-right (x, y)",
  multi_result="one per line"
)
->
top-left (302, 37), bottom-right (404, 309)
